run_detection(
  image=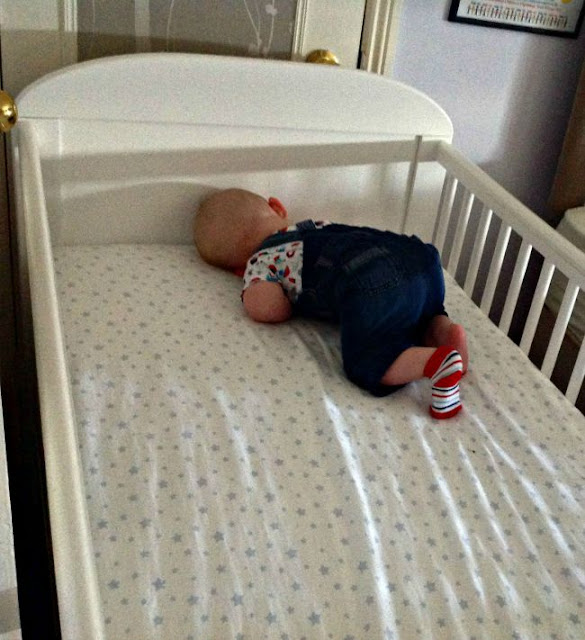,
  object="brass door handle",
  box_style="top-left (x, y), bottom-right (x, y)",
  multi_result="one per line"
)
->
top-left (305, 49), bottom-right (340, 66)
top-left (0, 90), bottom-right (17, 133)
